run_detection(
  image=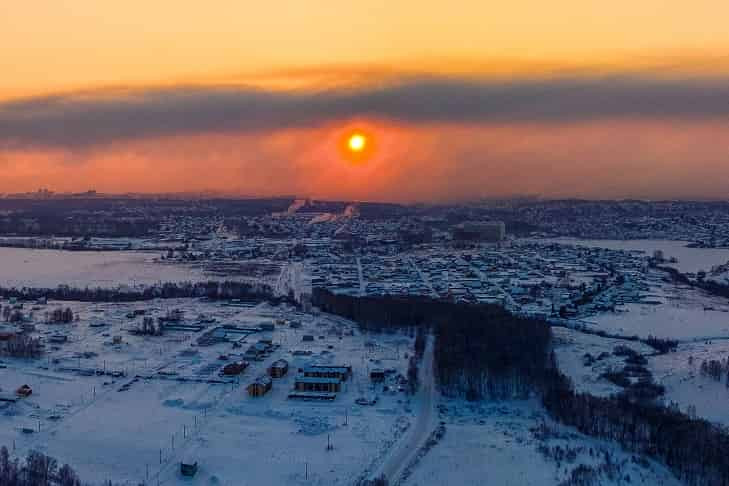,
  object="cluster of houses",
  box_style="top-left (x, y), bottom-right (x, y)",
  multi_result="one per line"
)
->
top-left (244, 360), bottom-right (352, 402)
top-left (246, 359), bottom-right (289, 397)
top-left (309, 240), bottom-right (655, 324)
top-left (221, 360), bottom-right (249, 376)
